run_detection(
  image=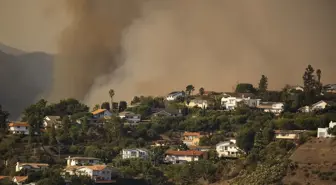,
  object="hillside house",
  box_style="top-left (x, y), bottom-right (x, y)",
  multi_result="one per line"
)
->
top-left (257, 102), bottom-right (284, 115)
top-left (221, 93), bottom-right (260, 110)
top-left (317, 121), bottom-right (336, 138)
top-left (66, 156), bottom-right (101, 166)
top-left (118, 111), bottom-right (141, 124)
top-left (121, 148), bottom-right (149, 160)
top-left (43, 116), bottom-right (61, 129)
top-left (91, 109), bottom-right (112, 119)
top-left (16, 162), bottom-right (49, 172)
top-left (8, 122), bottom-right (29, 135)
top-left (216, 139), bottom-right (243, 158)
top-left (182, 132), bottom-right (205, 146)
top-left (274, 130), bottom-right (306, 140)
top-left (299, 100), bottom-right (331, 113)
top-left (187, 99), bottom-right (208, 109)
top-left (166, 91), bottom-right (185, 101)
top-left (12, 176), bottom-right (28, 185)
top-left (164, 150), bottom-right (205, 164)
top-left (324, 84), bottom-right (336, 93)
top-left (64, 165), bottom-right (116, 182)
top-left (151, 140), bottom-right (181, 147)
